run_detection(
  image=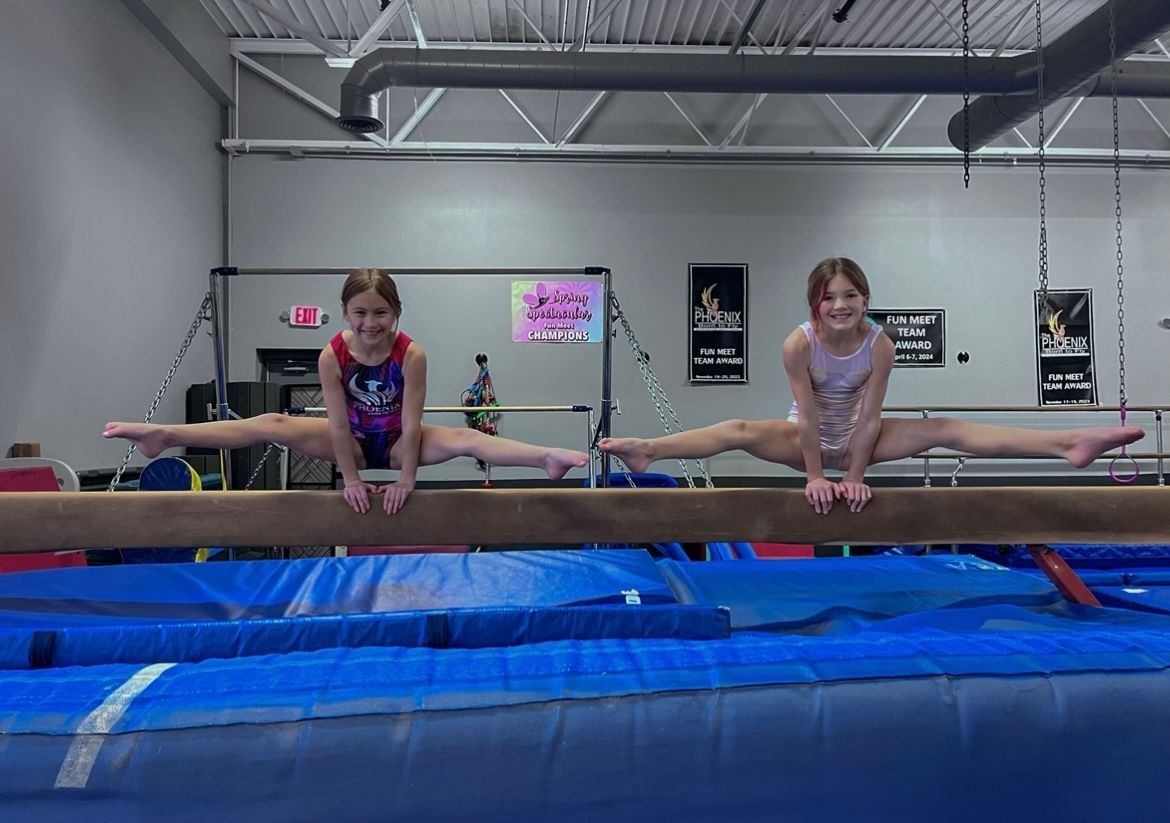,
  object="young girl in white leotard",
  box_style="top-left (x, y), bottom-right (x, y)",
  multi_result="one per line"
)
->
top-left (600, 257), bottom-right (1143, 515)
